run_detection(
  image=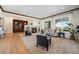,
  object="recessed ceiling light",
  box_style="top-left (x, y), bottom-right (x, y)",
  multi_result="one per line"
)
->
top-left (61, 7), bottom-right (65, 10)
